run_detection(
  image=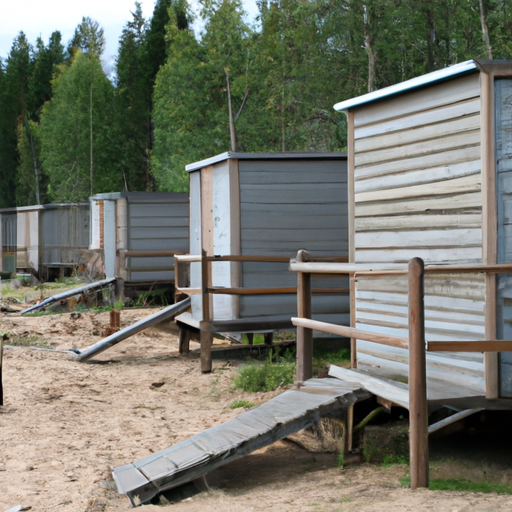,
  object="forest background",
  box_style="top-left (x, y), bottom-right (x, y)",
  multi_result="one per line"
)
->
top-left (0, 0), bottom-right (510, 208)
